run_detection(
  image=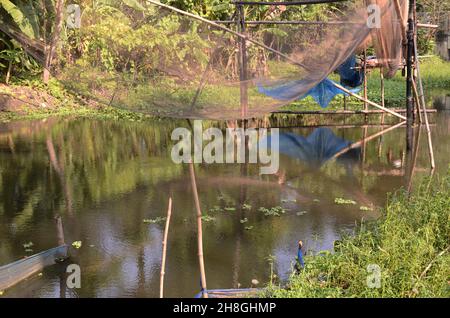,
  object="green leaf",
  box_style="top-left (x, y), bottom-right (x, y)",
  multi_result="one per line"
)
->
top-left (335, 198), bottom-right (357, 205)
top-left (72, 241), bottom-right (82, 249)
top-left (0, 0), bottom-right (36, 38)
